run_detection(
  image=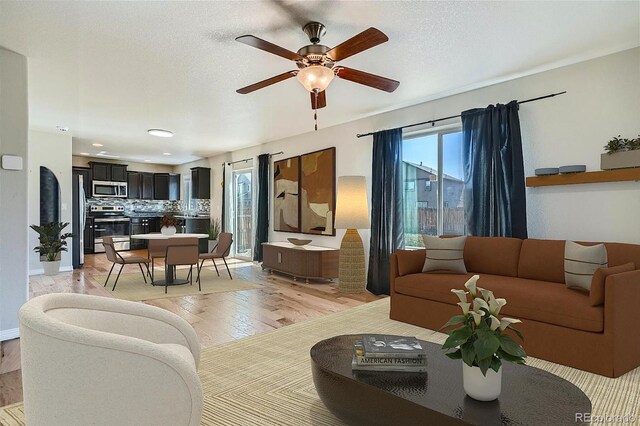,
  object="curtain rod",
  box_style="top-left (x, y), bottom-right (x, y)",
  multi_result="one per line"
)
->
top-left (222, 151), bottom-right (284, 166)
top-left (355, 91), bottom-right (567, 138)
